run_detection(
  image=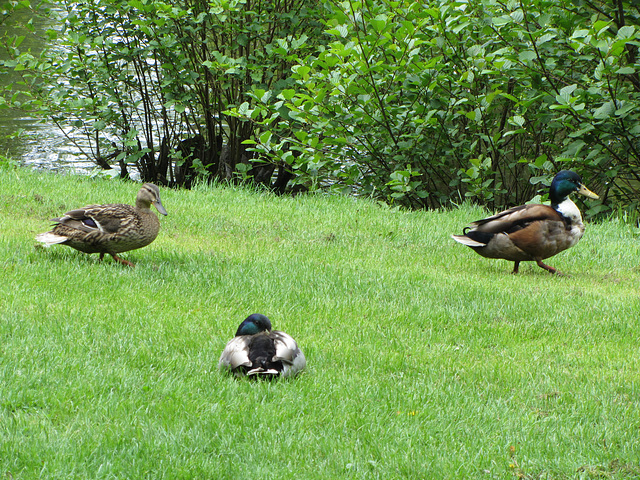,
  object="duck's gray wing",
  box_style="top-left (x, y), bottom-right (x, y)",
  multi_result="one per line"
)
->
top-left (219, 336), bottom-right (251, 372)
top-left (272, 331), bottom-right (306, 377)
